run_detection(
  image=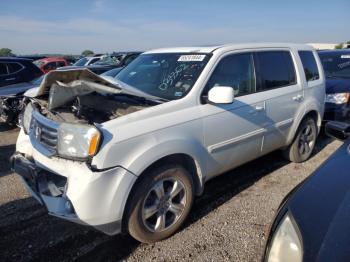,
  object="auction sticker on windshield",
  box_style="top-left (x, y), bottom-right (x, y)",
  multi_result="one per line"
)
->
top-left (178, 55), bottom-right (206, 62)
